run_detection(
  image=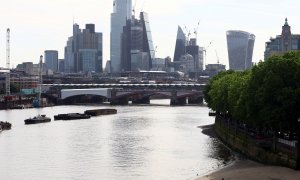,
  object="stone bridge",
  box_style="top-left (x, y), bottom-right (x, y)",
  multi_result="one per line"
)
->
top-left (60, 87), bottom-right (203, 105)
